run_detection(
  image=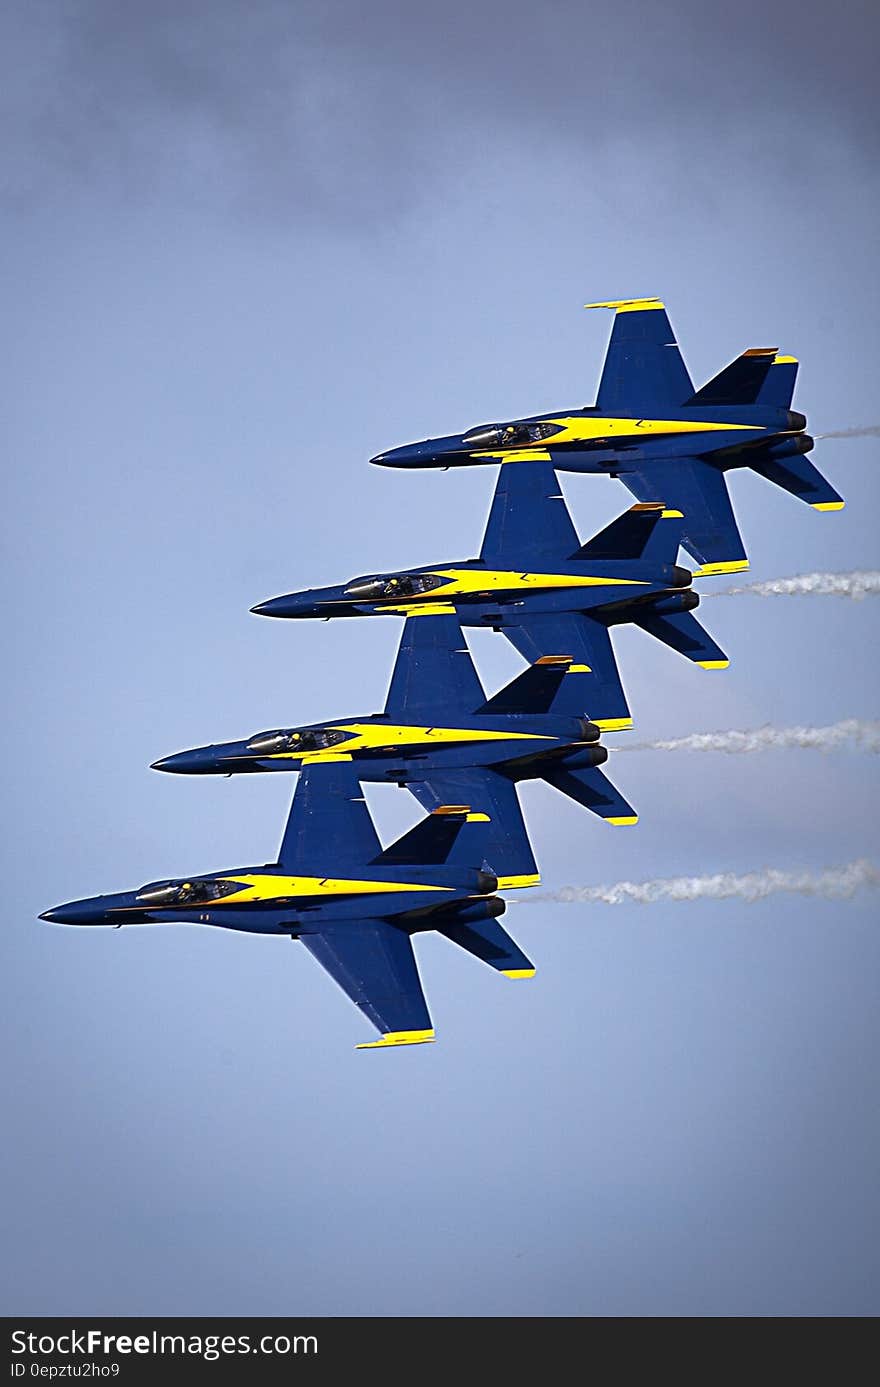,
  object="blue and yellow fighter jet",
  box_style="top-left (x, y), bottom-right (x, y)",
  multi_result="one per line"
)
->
top-left (152, 611), bottom-right (638, 891)
top-left (40, 763), bottom-right (532, 1048)
top-left (370, 298), bottom-right (843, 575)
top-left (251, 467), bottom-right (728, 731)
